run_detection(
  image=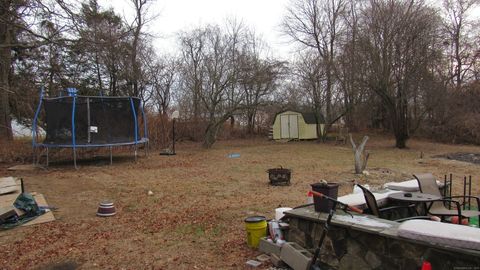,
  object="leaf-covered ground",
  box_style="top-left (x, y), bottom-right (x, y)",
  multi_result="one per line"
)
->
top-left (1, 135), bottom-right (479, 269)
